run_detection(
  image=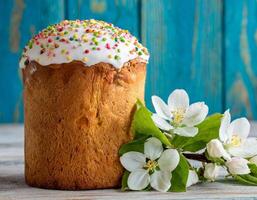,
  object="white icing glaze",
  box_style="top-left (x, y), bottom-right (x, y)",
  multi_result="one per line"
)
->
top-left (19, 19), bottom-right (149, 69)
